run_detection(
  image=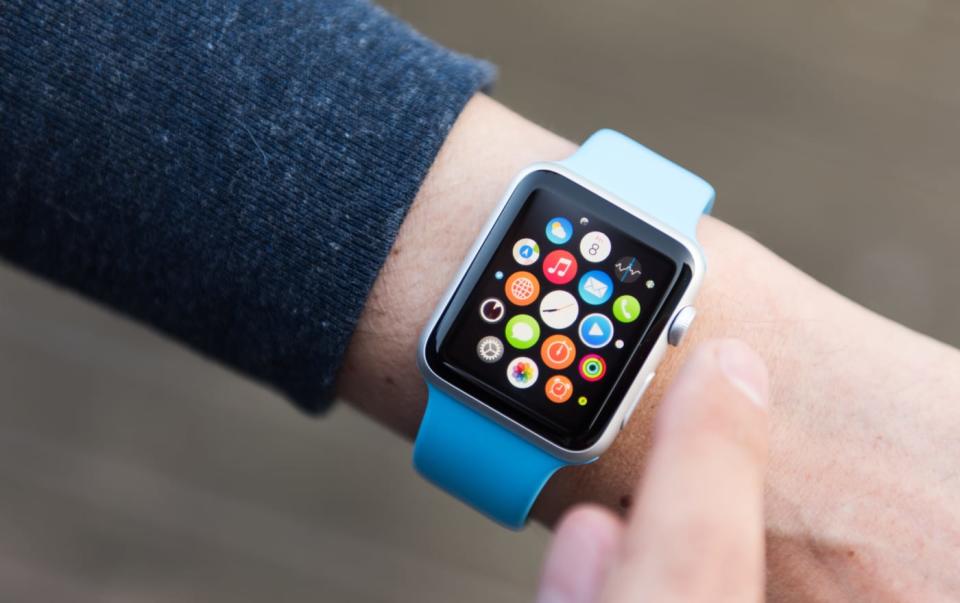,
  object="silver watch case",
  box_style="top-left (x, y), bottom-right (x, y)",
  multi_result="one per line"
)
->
top-left (417, 161), bottom-right (705, 464)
